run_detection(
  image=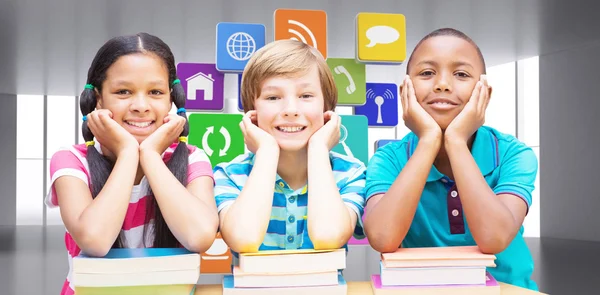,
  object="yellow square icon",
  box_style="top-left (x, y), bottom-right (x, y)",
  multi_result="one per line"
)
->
top-left (356, 13), bottom-right (406, 64)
